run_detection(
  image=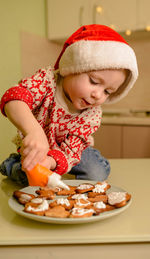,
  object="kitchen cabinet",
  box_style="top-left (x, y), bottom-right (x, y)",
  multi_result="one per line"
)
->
top-left (47, 0), bottom-right (90, 42)
top-left (93, 124), bottom-right (150, 158)
top-left (137, 0), bottom-right (150, 30)
top-left (89, 0), bottom-right (137, 32)
top-left (123, 125), bottom-right (150, 158)
top-left (47, 0), bottom-right (150, 42)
